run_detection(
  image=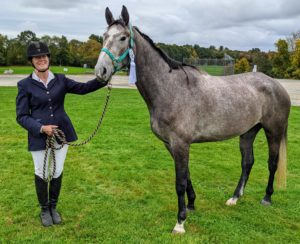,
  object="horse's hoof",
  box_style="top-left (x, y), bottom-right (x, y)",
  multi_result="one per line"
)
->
top-left (187, 205), bottom-right (195, 212)
top-left (172, 221), bottom-right (186, 234)
top-left (226, 197), bottom-right (238, 206)
top-left (260, 199), bottom-right (271, 206)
